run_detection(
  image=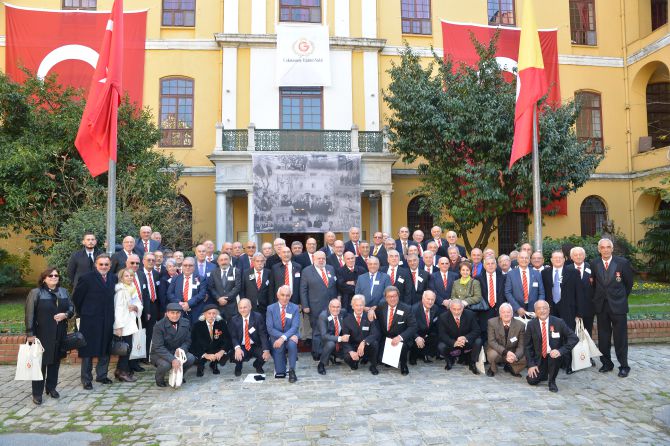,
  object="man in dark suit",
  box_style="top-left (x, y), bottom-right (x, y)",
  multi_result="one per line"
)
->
top-left (372, 286), bottom-right (417, 375)
top-left (542, 250), bottom-right (583, 374)
top-left (429, 257), bottom-right (459, 312)
top-left (504, 251), bottom-right (545, 317)
top-left (409, 290), bottom-right (440, 364)
top-left (395, 226), bottom-right (417, 258)
top-left (525, 300), bottom-right (579, 392)
top-left (134, 225), bottom-right (160, 259)
top-left (355, 257), bottom-right (391, 309)
top-left (424, 226), bottom-right (448, 257)
top-left (385, 249), bottom-right (413, 304)
top-left (477, 256), bottom-right (506, 346)
top-left (265, 238), bottom-right (285, 270)
top-left (266, 286), bottom-right (301, 382)
top-left (137, 252), bottom-right (164, 366)
top-left (412, 230), bottom-right (425, 257)
top-left (591, 238), bottom-right (634, 377)
top-left (207, 252), bottom-right (241, 321)
top-left (316, 299), bottom-right (347, 375)
top-left (300, 251), bottom-right (338, 359)
top-left (110, 236), bottom-right (136, 274)
top-left (437, 300), bottom-right (481, 374)
top-left (67, 232), bottom-right (101, 290)
top-left (166, 257), bottom-right (207, 322)
top-left (231, 241), bottom-right (244, 268)
top-left (240, 252), bottom-right (271, 315)
top-left (71, 254), bottom-right (117, 389)
top-left (342, 294), bottom-right (380, 374)
top-left (150, 303), bottom-right (196, 387)
top-left (406, 254), bottom-right (431, 307)
top-left (295, 237), bottom-right (318, 269)
top-left (420, 251), bottom-right (439, 274)
top-left (327, 240), bottom-right (347, 270)
top-left (230, 298), bottom-right (271, 376)
top-left (446, 230), bottom-right (467, 258)
top-left (344, 227), bottom-right (362, 256)
top-left (190, 304), bottom-right (232, 376)
top-left (567, 246), bottom-right (596, 338)
top-left (486, 303), bottom-right (526, 377)
top-left (370, 232), bottom-right (385, 259)
top-left (355, 241), bottom-right (371, 272)
top-left (238, 240), bottom-right (258, 275)
top-left (270, 246), bottom-right (302, 306)
top-left (336, 251), bottom-right (366, 310)
top-left (320, 231), bottom-right (336, 256)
